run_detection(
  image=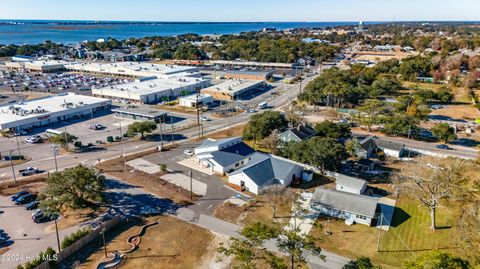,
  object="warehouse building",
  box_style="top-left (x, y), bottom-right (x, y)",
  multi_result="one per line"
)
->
top-left (179, 94), bottom-right (213, 108)
top-left (0, 93), bottom-right (111, 132)
top-left (220, 70), bottom-right (272, 81)
top-left (92, 77), bottom-right (210, 104)
top-left (5, 60), bottom-right (67, 73)
top-left (66, 62), bottom-right (200, 78)
top-left (211, 60), bottom-right (294, 69)
top-left (112, 106), bottom-right (168, 123)
top-left (200, 79), bottom-right (263, 101)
